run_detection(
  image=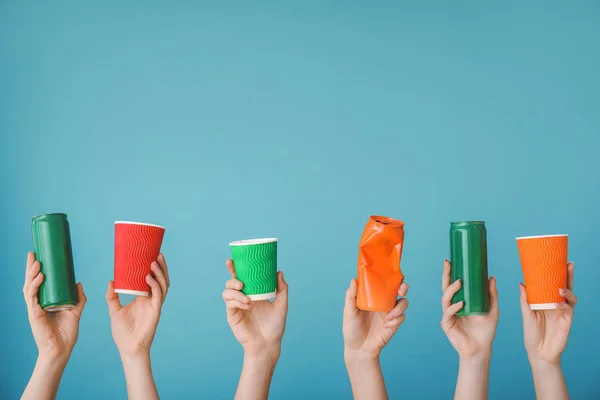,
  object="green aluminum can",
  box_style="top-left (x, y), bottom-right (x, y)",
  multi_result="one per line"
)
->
top-left (31, 213), bottom-right (78, 311)
top-left (450, 221), bottom-right (489, 316)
